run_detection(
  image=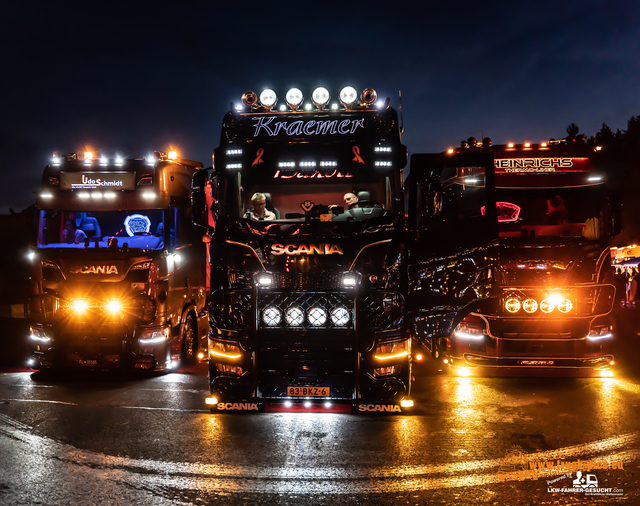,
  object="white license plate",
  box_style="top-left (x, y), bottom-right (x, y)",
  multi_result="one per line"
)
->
top-left (287, 386), bottom-right (329, 397)
top-left (518, 360), bottom-right (554, 366)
